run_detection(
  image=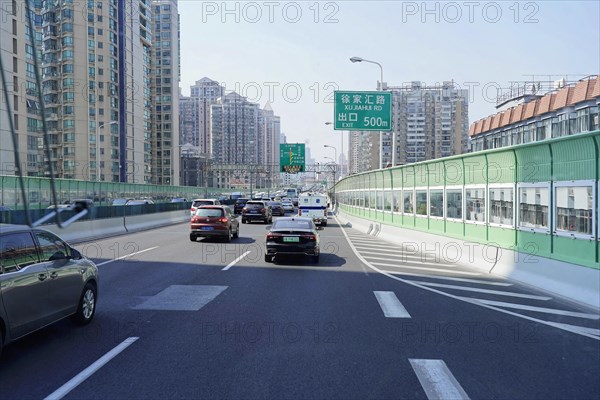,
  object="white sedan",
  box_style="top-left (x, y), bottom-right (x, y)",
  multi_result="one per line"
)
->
top-left (281, 200), bottom-right (294, 212)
